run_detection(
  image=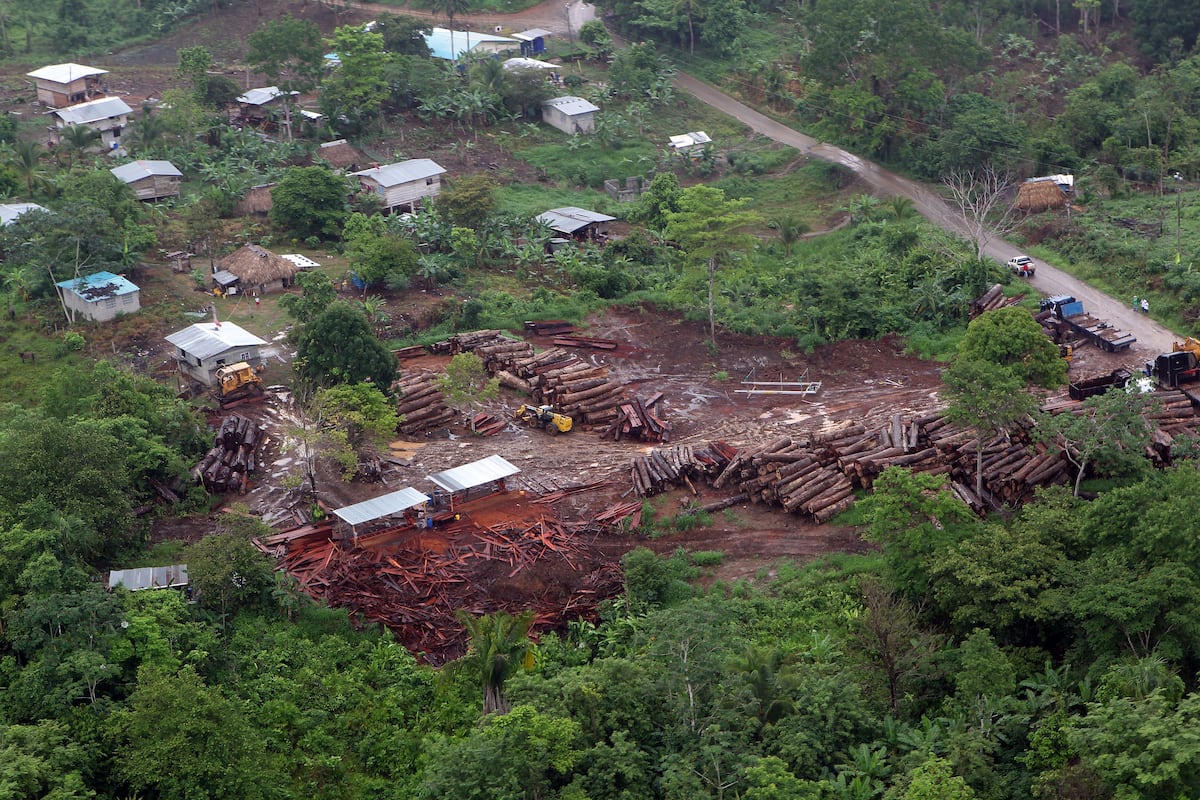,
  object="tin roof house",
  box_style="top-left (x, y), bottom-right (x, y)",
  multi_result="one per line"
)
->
top-left (352, 159), bottom-right (446, 213)
top-left (542, 95), bottom-right (599, 135)
top-left (49, 96), bottom-right (132, 149)
top-left (536, 206), bottom-right (615, 241)
top-left (165, 320), bottom-right (268, 386)
top-left (27, 63), bottom-right (108, 108)
top-left (111, 160), bottom-right (183, 201)
top-left (0, 203), bottom-right (48, 226)
top-left (235, 86), bottom-right (297, 128)
top-left (55, 271), bottom-right (141, 323)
